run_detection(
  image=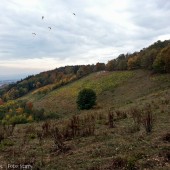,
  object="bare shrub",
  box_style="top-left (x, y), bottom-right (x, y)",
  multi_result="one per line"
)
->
top-left (62, 115), bottom-right (80, 139)
top-left (62, 114), bottom-right (95, 139)
top-left (115, 110), bottom-right (127, 120)
top-left (62, 125), bottom-right (71, 140)
top-left (0, 126), bottom-right (4, 143)
top-left (36, 130), bottom-right (43, 142)
top-left (108, 111), bottom-right (115, 128)
top-left (50, 126), bottom-right (70, 153)
top-left (81, 114), bottom-right (95, 136)
top-left (42, 120), bottom-right (51, 137)
top-left (142, 105), bottom-right (154, 133)
top-left (36, 130), bottom-right (45, 166)
top-left (69, 115), bottom-right (80, 137)
top-left (3, 124), bottom-right (16, 137)
top-left (128, 107), bottom-right (143, 133)
top-left (129, 107), bottom-right (142, 125)
top-left (96, 111), bottom-right (106, 120)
